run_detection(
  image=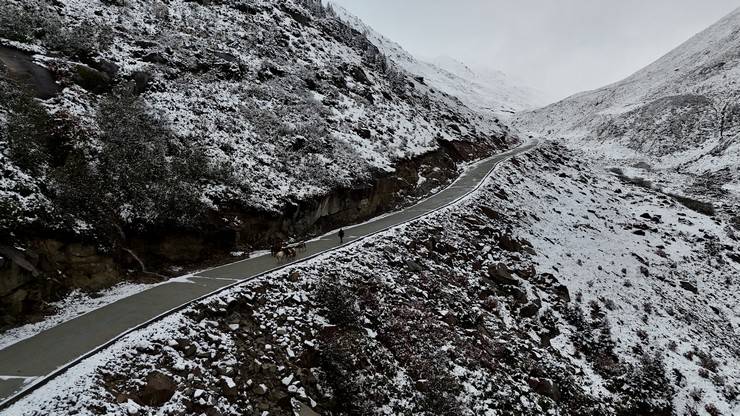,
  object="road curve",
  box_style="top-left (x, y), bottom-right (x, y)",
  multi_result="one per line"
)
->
top-left (0, 139), bottom-right (538, 410)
